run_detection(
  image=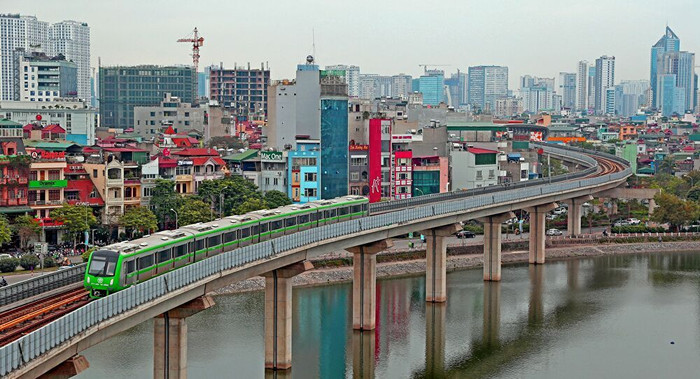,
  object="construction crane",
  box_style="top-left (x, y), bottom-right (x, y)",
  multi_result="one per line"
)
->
top-left (177, 27), bottom-right (204, 73)
top-left (418, 64), bottom-right (451, 74)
